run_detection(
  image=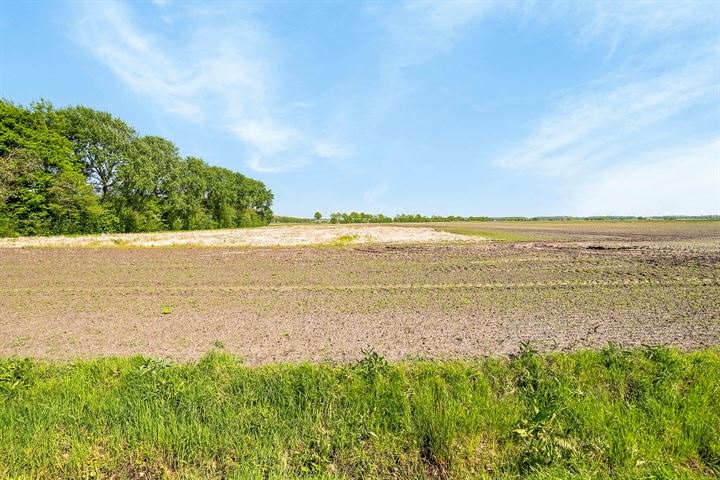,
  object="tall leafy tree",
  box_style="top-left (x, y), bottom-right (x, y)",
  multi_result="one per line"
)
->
top-left (237, 176), bottom-right (273, 226)
top-left (172, 156), bottom-right (215, 230)
top-left (0, 148), bottom-right (41, 204)
top-left (61, 106), bottom-right (136, 200)
top-left (115, 136), bottom-right (181, 232)
top-left (1, 100), bottom-right (274, 236)
top-left (46, 169), bottom-right (111, 234)
top-left (0, 100), bottom-right (104, 235)
top-left (204, 166), bottom-right (240, 228)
